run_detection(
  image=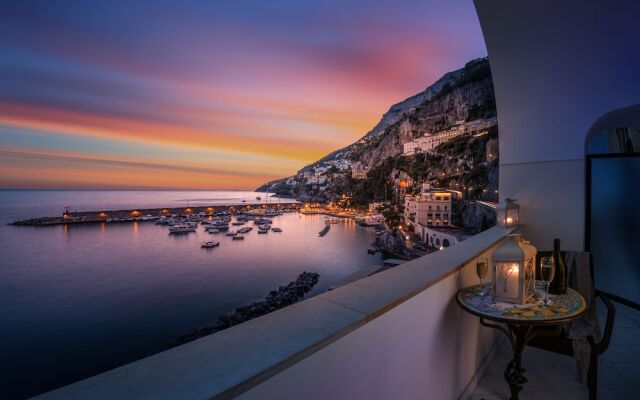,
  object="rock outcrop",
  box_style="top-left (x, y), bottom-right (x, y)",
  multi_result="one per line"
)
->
top-left (172, 272), bottom-right (320, 346)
